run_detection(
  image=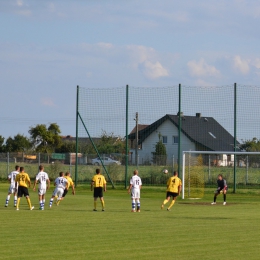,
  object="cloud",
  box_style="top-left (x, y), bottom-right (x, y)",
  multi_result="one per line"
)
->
top-left (41, 98), bottom-right (56, 107)
top-left (141, 61), bottom-right (168, 79)
top-left (187, 58), bottom-right (220, 77)
top-left (233, 55), bottom-right (250, 74)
